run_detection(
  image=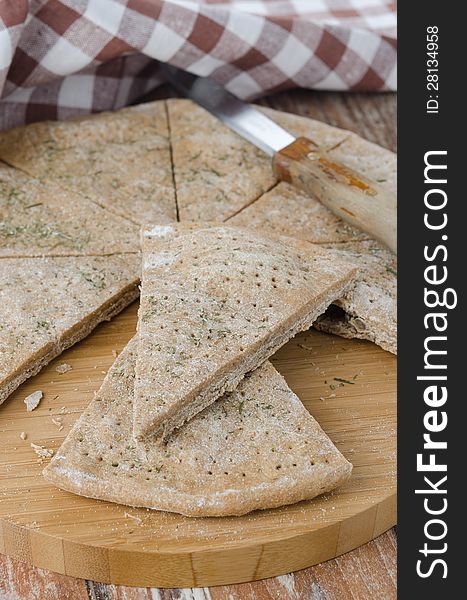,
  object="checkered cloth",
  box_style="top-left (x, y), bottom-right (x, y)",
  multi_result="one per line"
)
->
top-left (0, 0), bottom-right (396, 130)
